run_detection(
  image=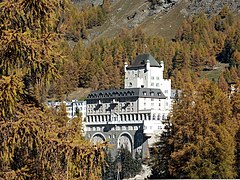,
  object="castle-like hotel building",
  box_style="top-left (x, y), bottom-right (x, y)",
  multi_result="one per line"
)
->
top-left (85, 54), bottom-right (175, 157)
